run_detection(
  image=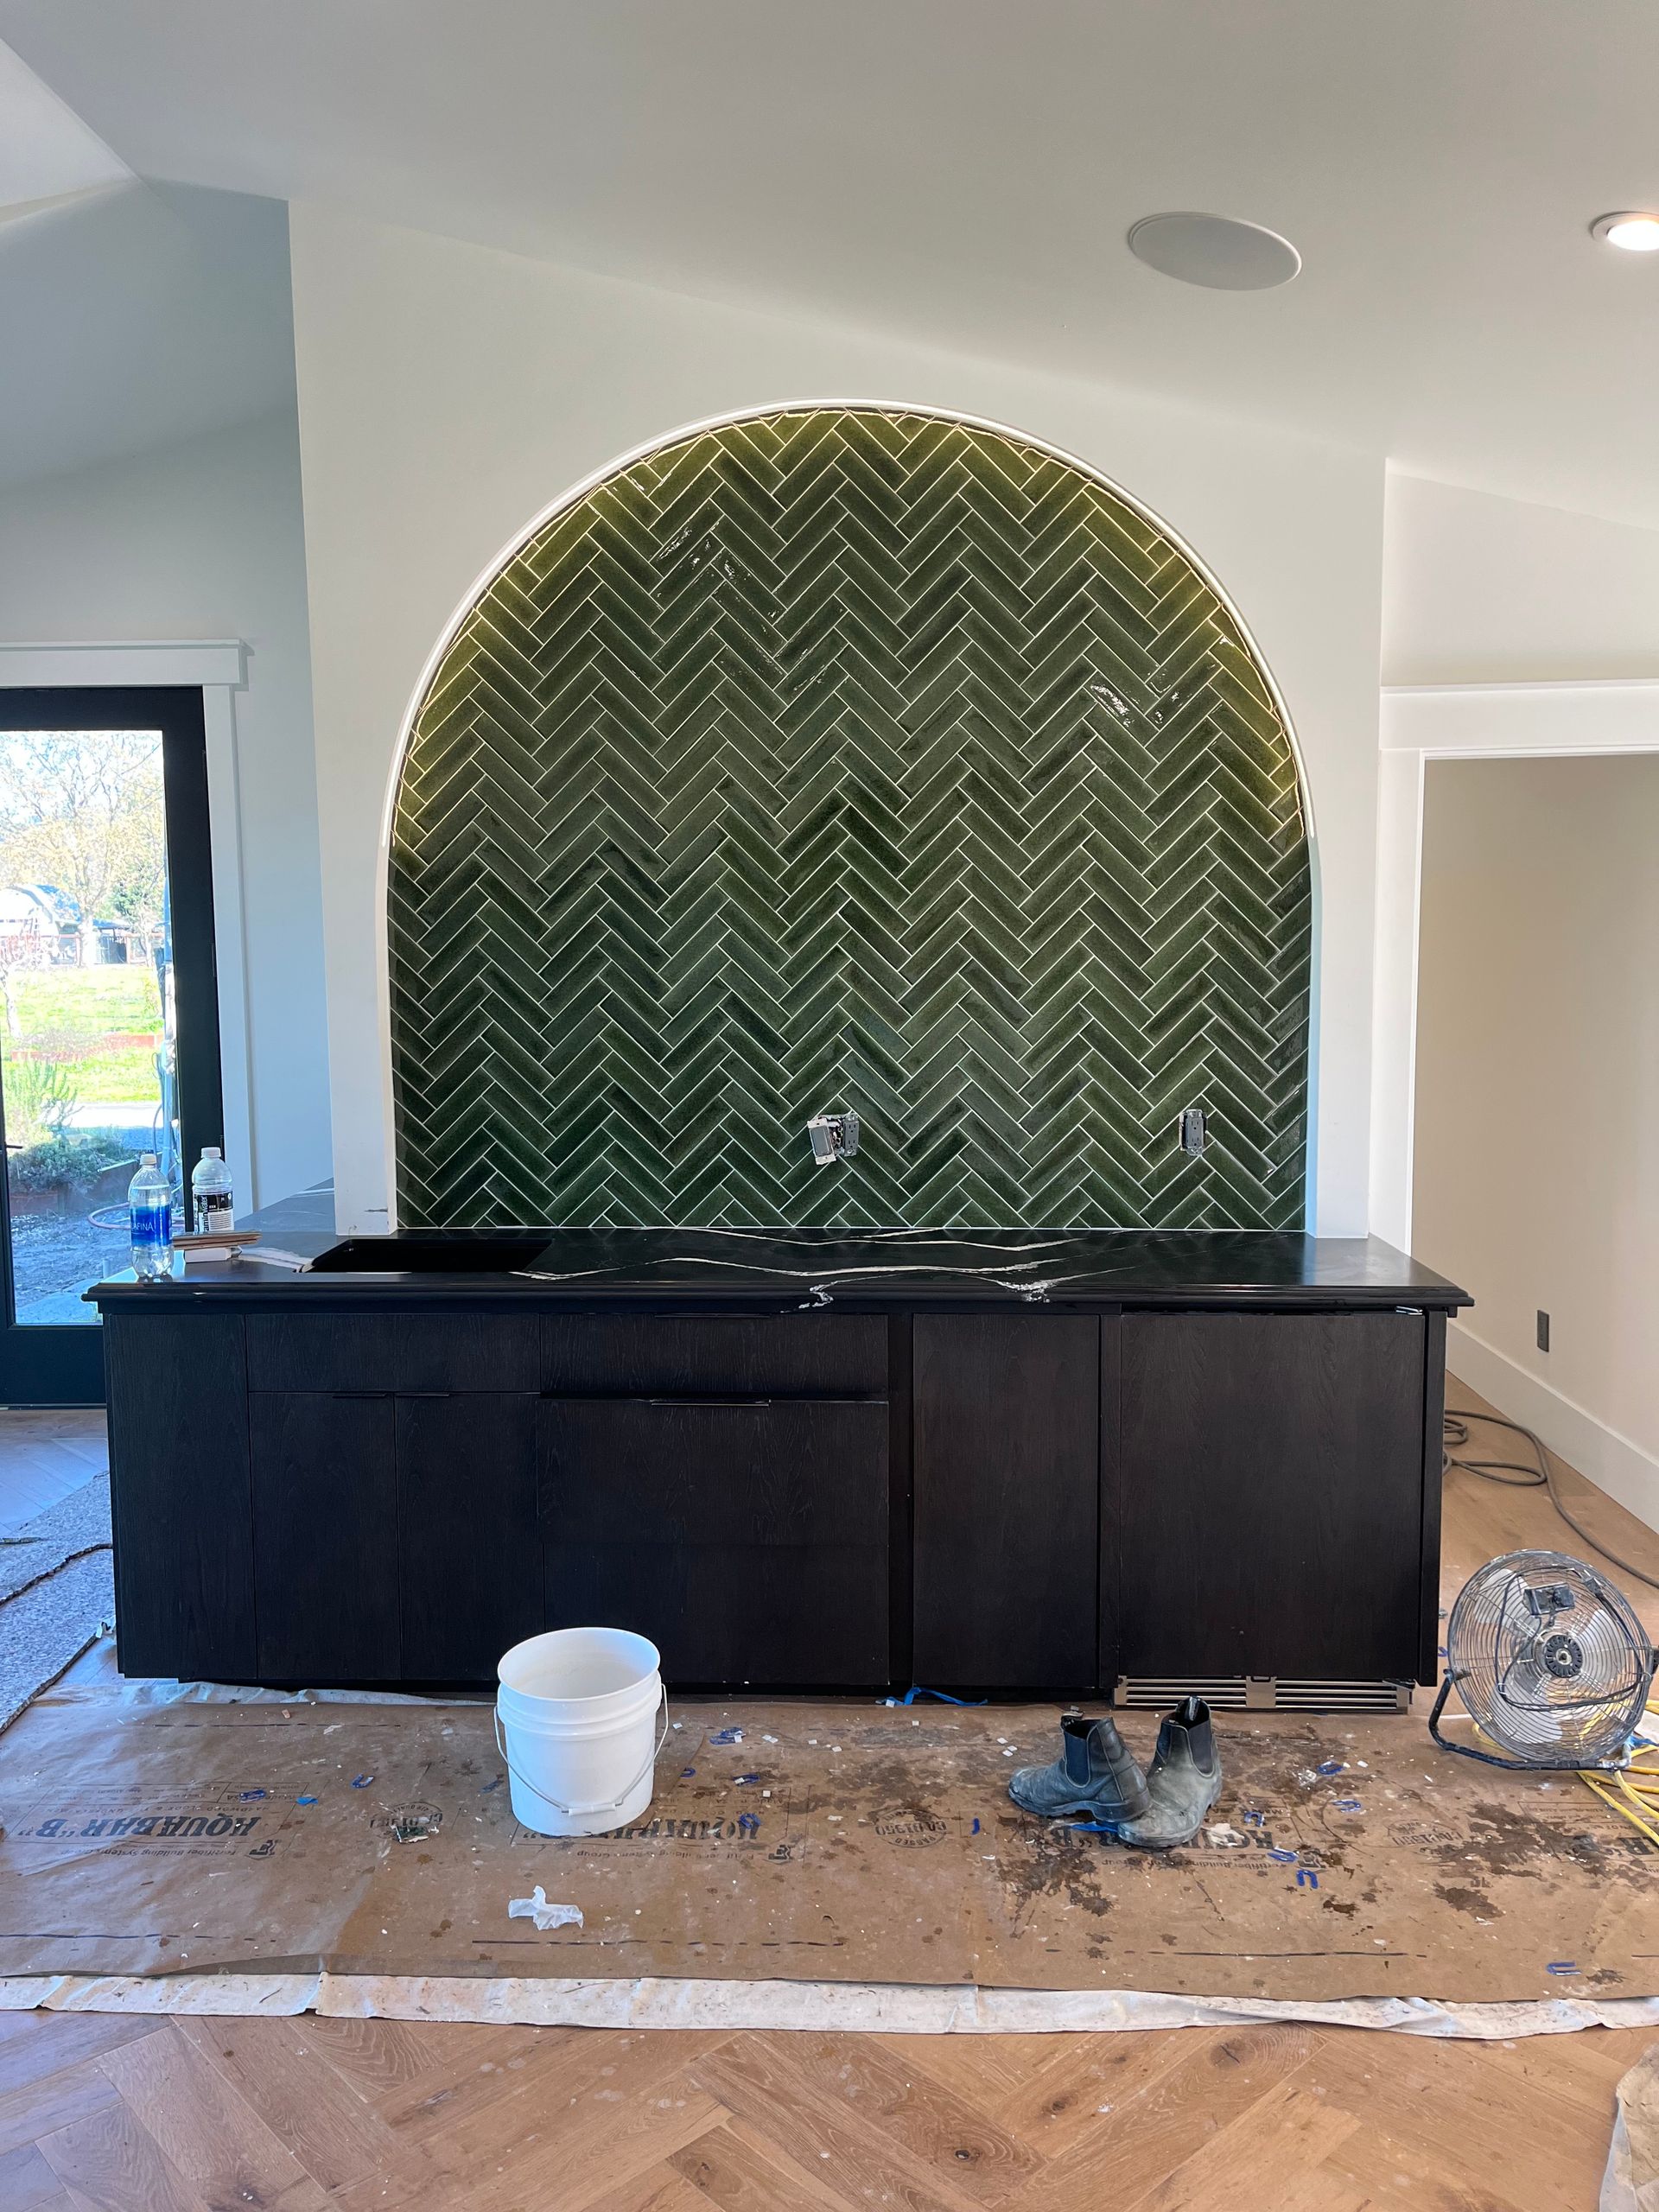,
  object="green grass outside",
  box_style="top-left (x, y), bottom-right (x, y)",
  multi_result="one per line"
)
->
top-left (4, 966), bottom-right (163, 1105)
